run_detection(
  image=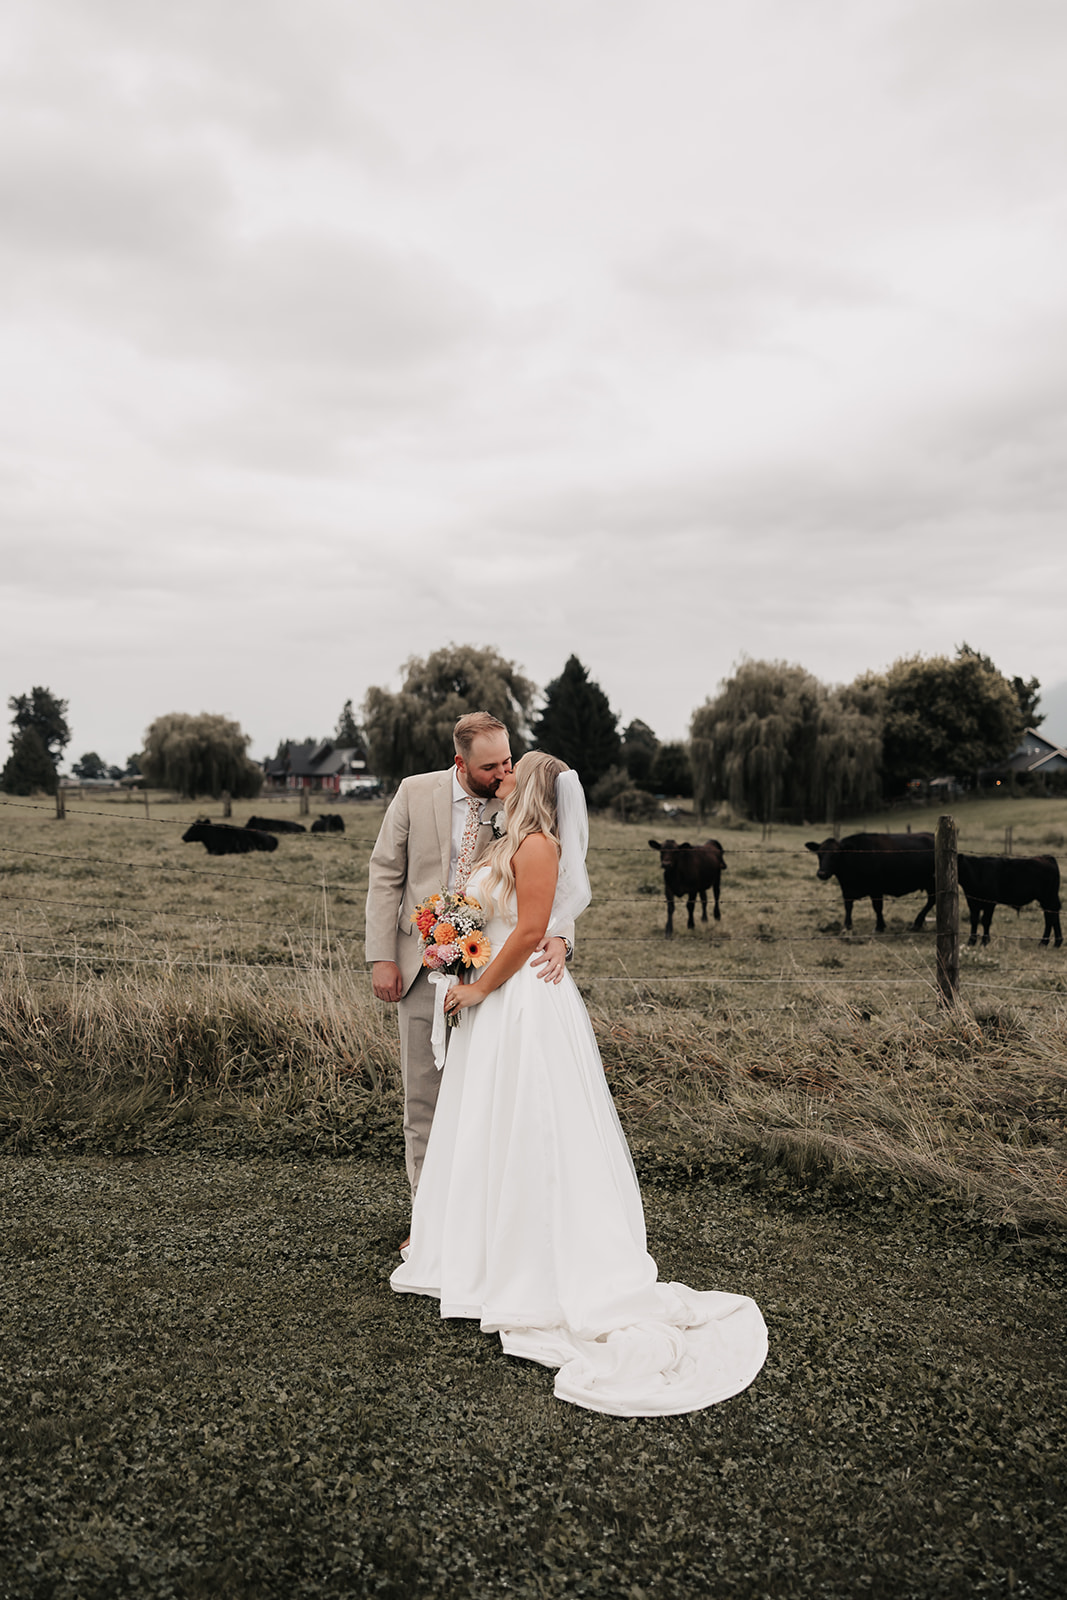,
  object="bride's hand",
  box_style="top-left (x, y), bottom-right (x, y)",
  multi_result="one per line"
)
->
top-left (444, 982), bottom-right (483, 1016)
